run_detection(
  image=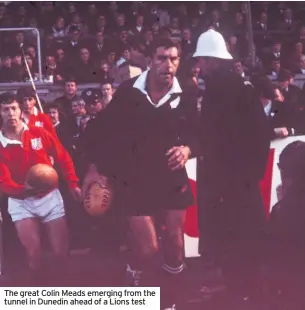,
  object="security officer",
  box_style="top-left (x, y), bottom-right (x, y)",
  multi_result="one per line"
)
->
top-left (194, 30), bottom-right (271, 305)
